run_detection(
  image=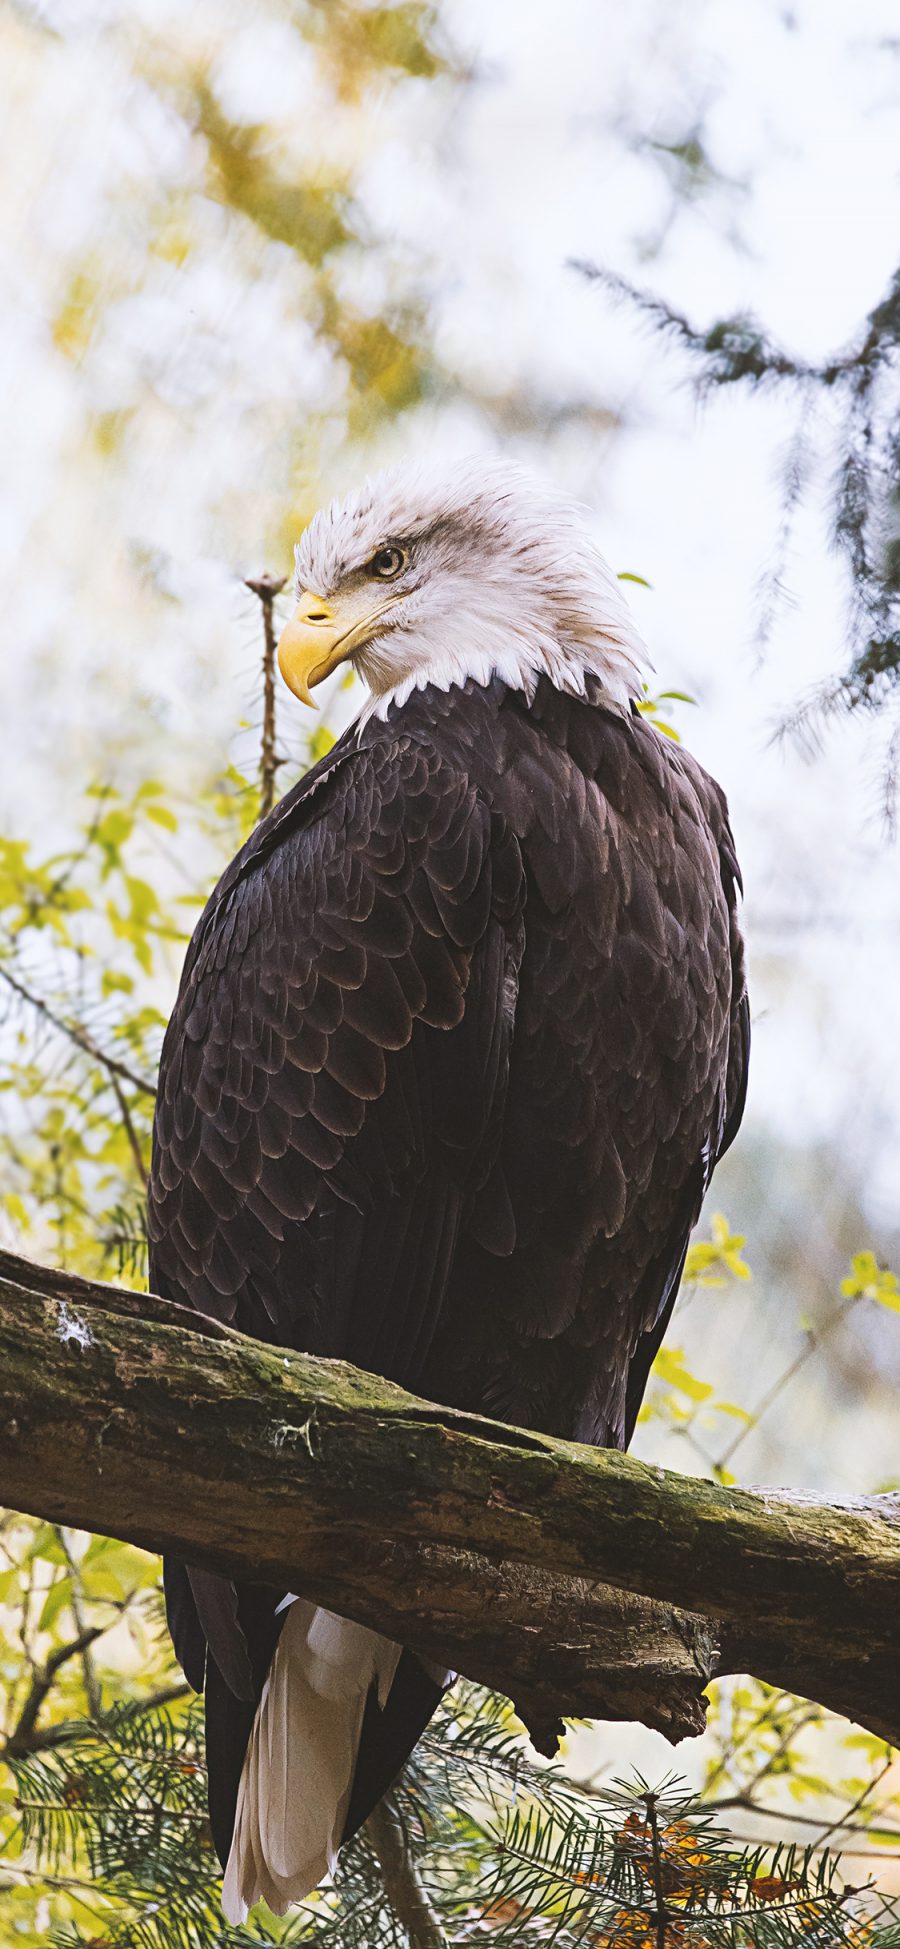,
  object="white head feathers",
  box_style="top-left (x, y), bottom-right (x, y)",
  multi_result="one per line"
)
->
top-left (293, 454), bottom-right (649, 721)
